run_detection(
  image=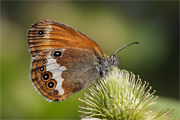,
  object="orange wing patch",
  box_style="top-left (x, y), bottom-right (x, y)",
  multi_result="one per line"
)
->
top-left (28, 20), bottom-right (106, 59)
